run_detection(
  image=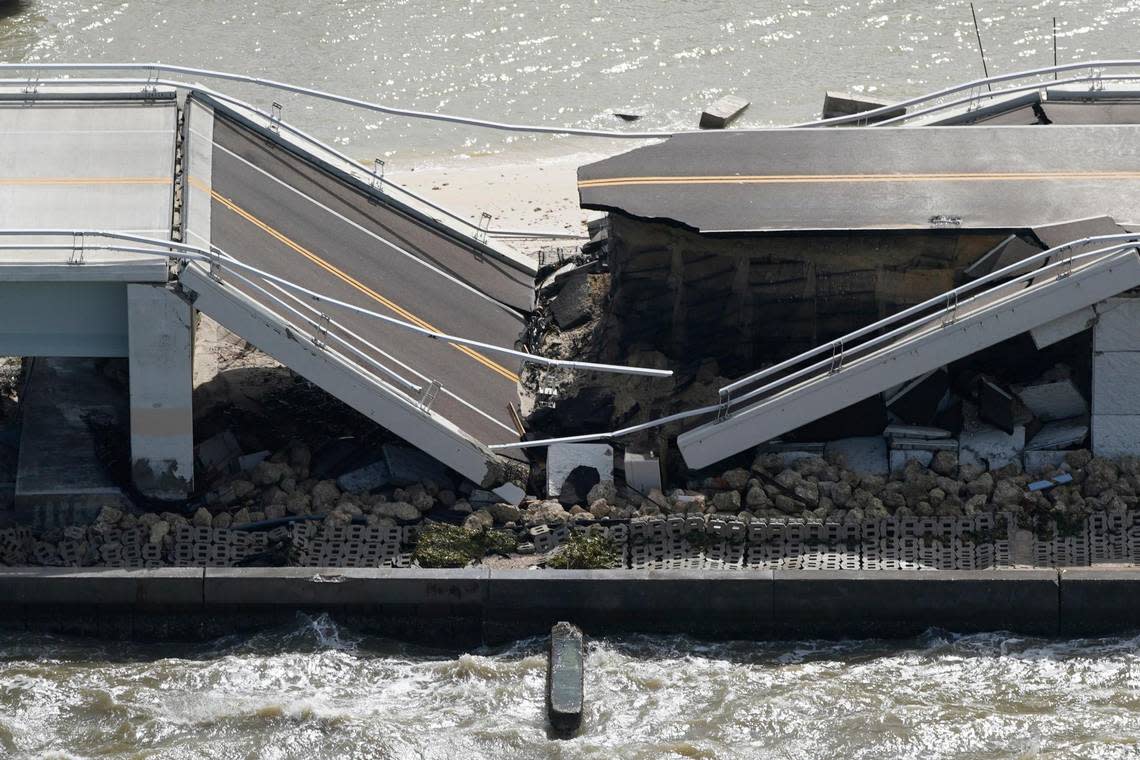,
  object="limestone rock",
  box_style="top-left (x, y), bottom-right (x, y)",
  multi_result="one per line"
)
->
top-left (311, 480), bottom-right (341, 510)
top-left (148, 521), bottom-right (170, 545)
top-left (992, 479), bottom-right (1023, 507)
top-left (252, 461), bottom-right (290, 487)
top-left (930, 450), bottom-right (958, 477)
top-left (745, 485), bottom-right (770, 509)
top-left (96, 505), bottom-right (123, 525)
top-left (586, 481), bottom-right (618, 504)
top-left (264, 504), bottom-right (286, 520)
top-left (376, 501), bottom-right (419, 521)
top-left (589, 499), bottom-right (614, 518)
top-left (191, 508), bottom-right (212, 527)
top-left (526, 500), bottom-right (570, 525)
top-left (212, 512), bottom-right (232, 529)
top-left (489, 502), bottom-right (523, 524)
top-left (286, 492), bottom-right (311, 516)
top-left (437, 490), bottom-right (457, 509)
top-left (966, 472), bottom-right (994, 496)
top-left (463, 509), bottom-right (494, 531)
top-left (711, 490), bottom-right (741, 512)
top-left (722, 468), bottom-right (750, 491)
